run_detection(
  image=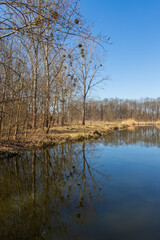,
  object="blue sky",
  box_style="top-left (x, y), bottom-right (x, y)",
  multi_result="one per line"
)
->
top-left (80, 0), bottom-right (160, 100)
